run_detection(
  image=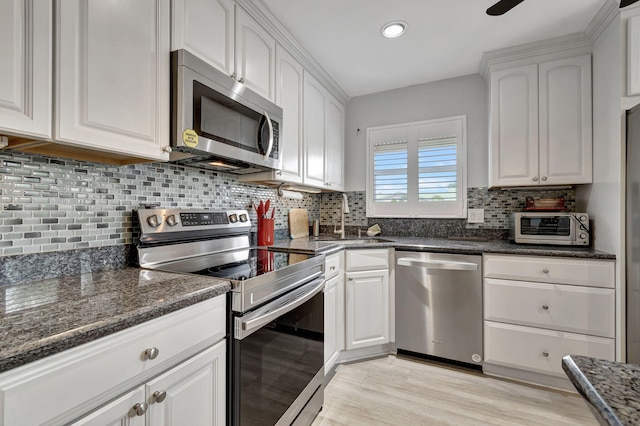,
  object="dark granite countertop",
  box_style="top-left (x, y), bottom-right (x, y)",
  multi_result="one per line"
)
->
top-left (562, 355), bottom-right (640, 425)
top-left (268, 235), bottom-right (616, 260)
top-left (0, 268), bottom-right (230, 373)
